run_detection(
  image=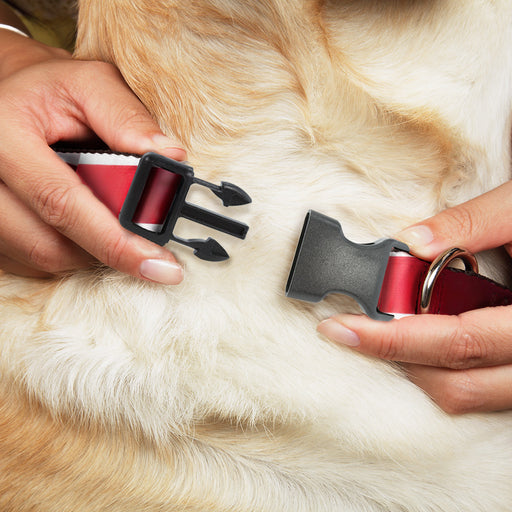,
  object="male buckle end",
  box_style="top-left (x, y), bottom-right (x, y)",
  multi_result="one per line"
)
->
top-left (119, 153), bottom-right (251, 261)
